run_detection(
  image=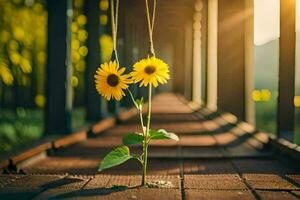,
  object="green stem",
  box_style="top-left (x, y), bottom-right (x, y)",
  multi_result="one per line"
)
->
top-left (141, 84), bottom-right (152, 186)
top-left (146, 84), bottom-right (152, 135)
top-left (127, 89), bottom-right (145, 136)
top-left (139, 110), bottom-right (145, 135)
